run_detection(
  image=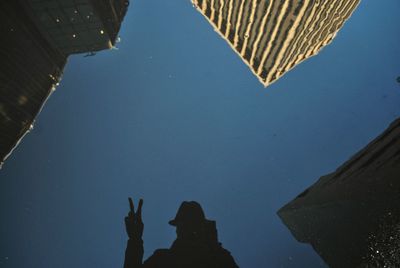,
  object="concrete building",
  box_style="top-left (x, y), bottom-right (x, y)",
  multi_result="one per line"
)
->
top-left (21, 0), bottom-right (129, 55)
top-left (278, 118), bottom-right (400, 267)
top-left (191, 0), bottom-right (360, 87)
top-left (0, 0), bottom-right (129, 166)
